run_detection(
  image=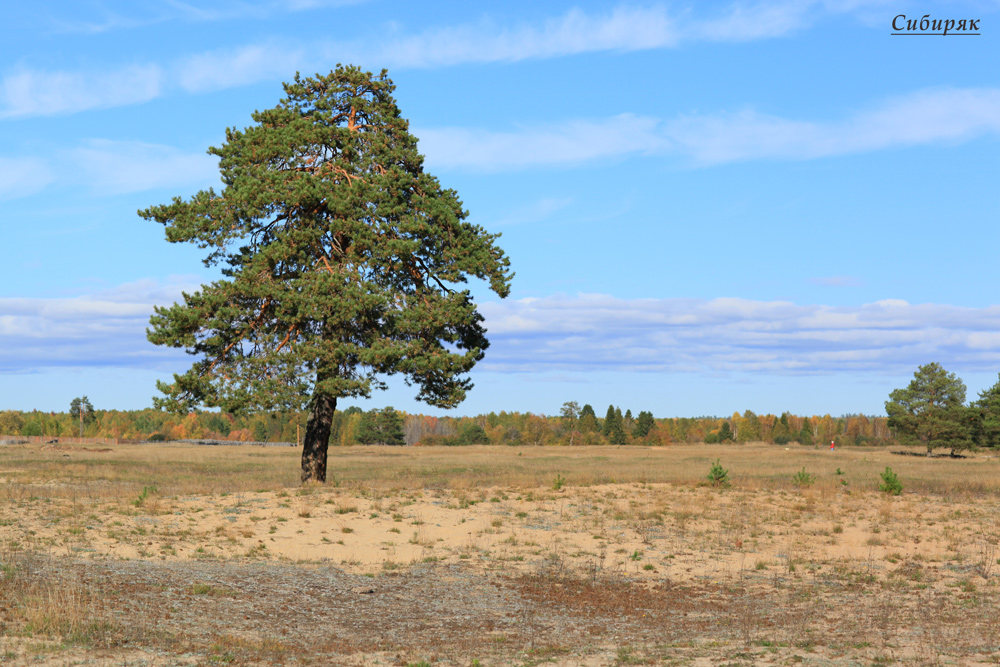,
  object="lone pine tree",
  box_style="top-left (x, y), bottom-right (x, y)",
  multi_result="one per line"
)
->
top-left (69, 396), bottom-right (95, 438)
top-left (885, 362), bottom-right (970, 455)
top-left (141, 66), bottom-right (512, 482)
